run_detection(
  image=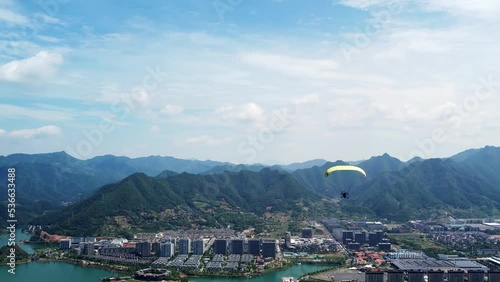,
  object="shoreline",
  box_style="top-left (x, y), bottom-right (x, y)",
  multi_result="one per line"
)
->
top-left (32, 258), bottom-right (131, 275)
top-left (23, 257), bottom-right (339, 280)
